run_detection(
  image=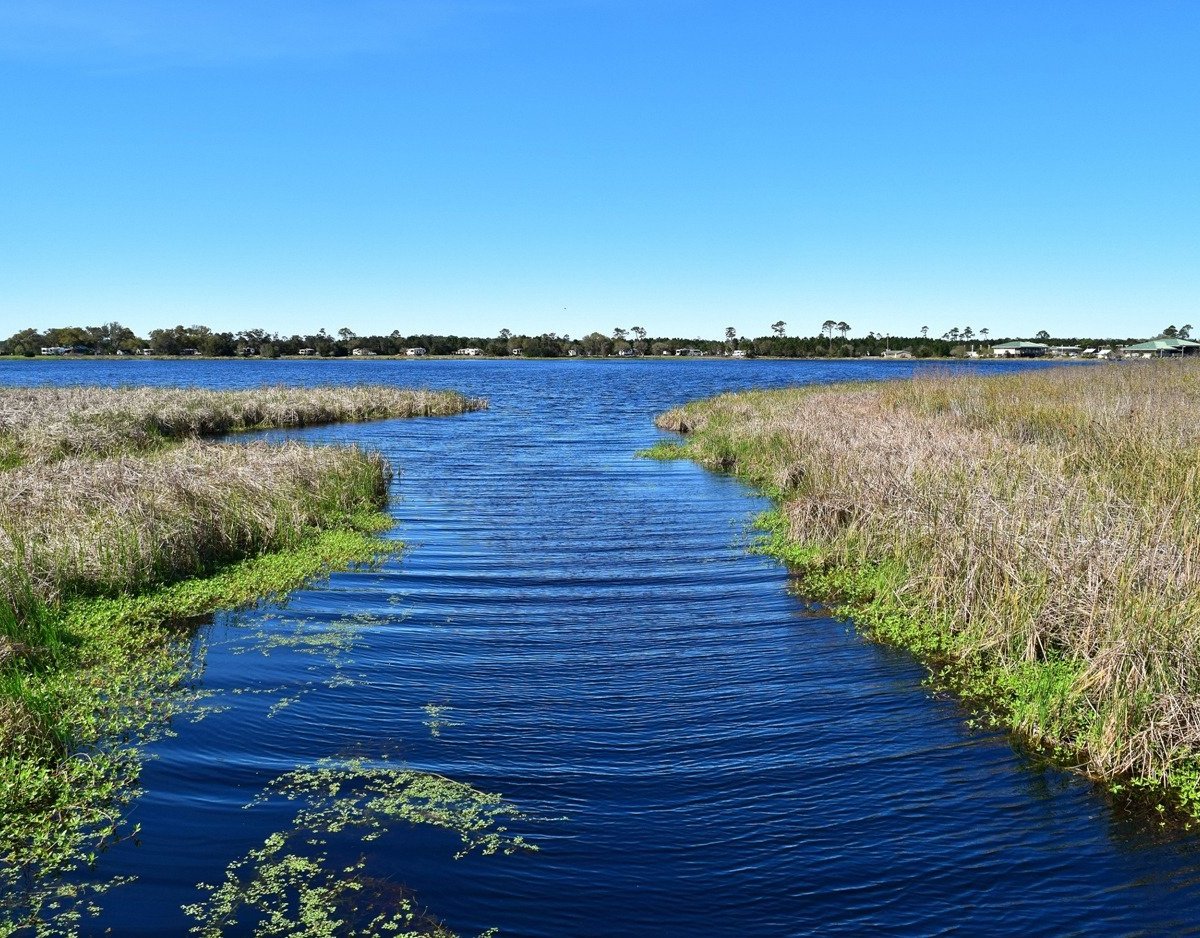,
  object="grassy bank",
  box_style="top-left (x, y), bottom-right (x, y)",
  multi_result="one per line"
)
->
top-left (655, 361), bottom-right (1200, 814)
top-left (0, 383), bottom-right (483, 933)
